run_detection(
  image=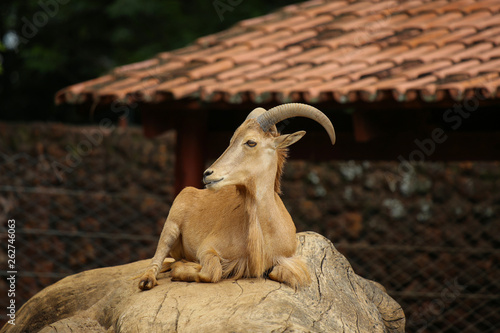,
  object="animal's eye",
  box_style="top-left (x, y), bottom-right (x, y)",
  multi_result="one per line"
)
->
top-left (245, 140), bottom-right (257, 147)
